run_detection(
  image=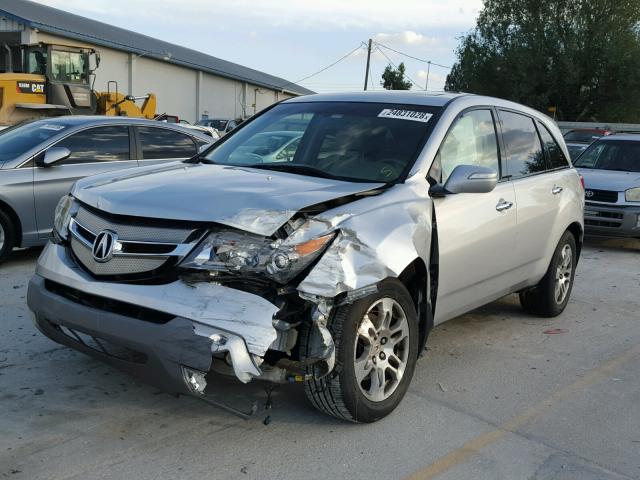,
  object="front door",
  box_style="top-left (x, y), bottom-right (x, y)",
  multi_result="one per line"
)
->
top-left (33, 125), bottom-right (138, 237)
top-left (431, 108), bottom-right (518, 323)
